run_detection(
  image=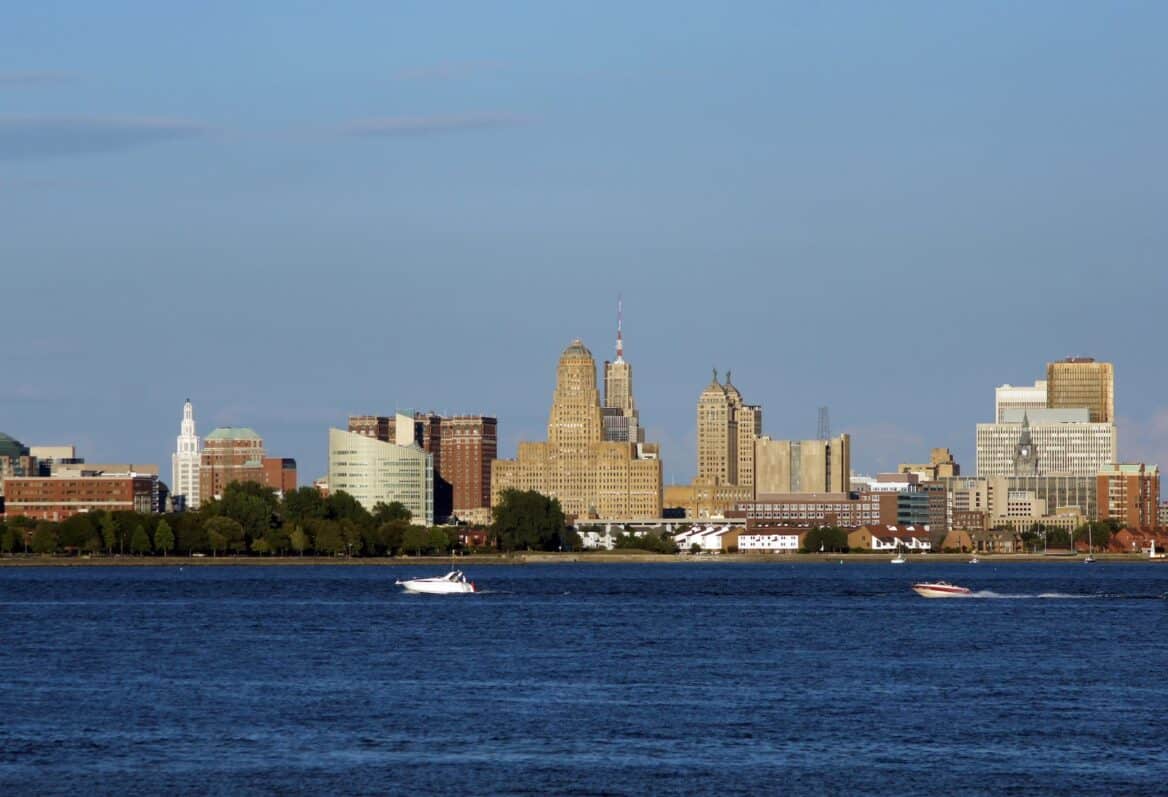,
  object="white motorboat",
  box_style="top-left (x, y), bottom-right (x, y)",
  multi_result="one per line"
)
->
top-left (969, 556), bottom-right (980, 564)
top-left (912, 581), bottom-right (972, 598)
top-left (395, 570), bottom-right (476, 594)
top-left (891, 552), bottom-right (907, 564)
